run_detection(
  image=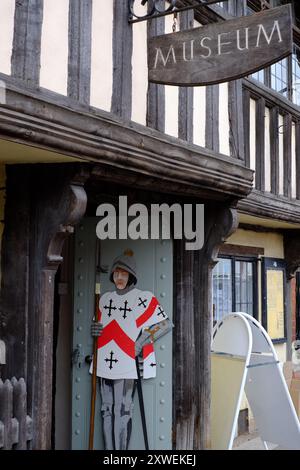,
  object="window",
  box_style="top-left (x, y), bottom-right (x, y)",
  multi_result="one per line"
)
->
top-left (212, 256), bottom-right (258, 324)
top-left (262, 258), bottom-right (286, 342)
top-left (270, 58), bottom-right (288, 97)
top-left (251, 69), bottom-right (264, 84)
top-left (245, 2), bottom-right (300, 108)
top-left (292, 44), bottom-right (300, 106)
